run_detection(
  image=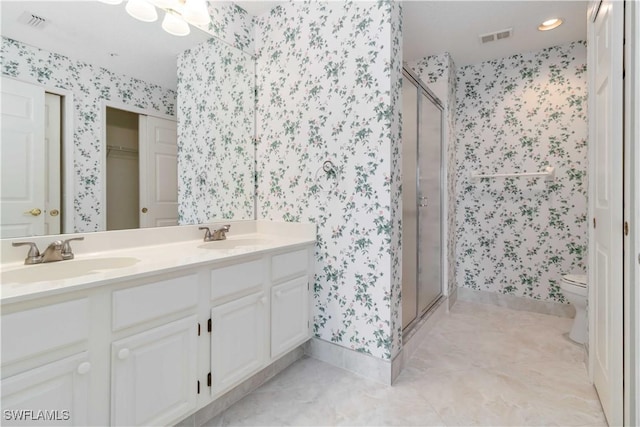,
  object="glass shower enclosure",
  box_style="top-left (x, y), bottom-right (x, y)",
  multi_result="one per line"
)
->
top-left (401, 67), bottom-right (444, 331)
